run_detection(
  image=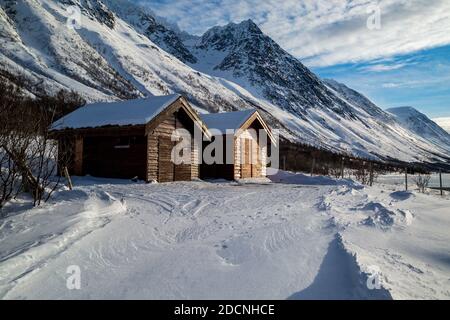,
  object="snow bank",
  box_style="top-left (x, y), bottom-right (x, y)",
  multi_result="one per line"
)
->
top-left (289, 234), bottom-right (392, 300)
top-left (268, 169), bottom-right (360, 187)
top-left (0, 189), bottom-right (125, 298)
